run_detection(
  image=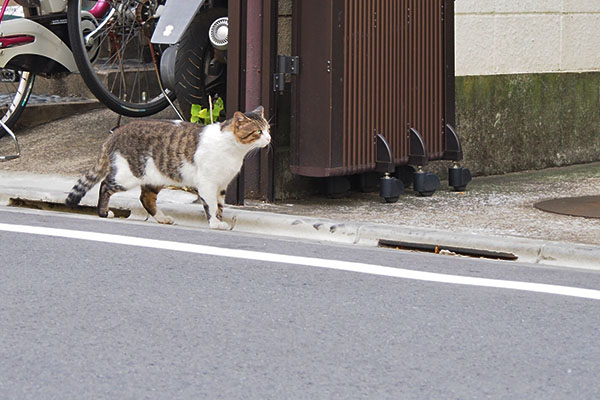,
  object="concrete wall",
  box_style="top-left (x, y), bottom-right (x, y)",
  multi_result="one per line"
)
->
top-left (455, 0), bottom-right (600, 75)
top-left (455, 72), bottom-right (600, 176)
top-left (453, 0), bottom-right (600, 177)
